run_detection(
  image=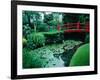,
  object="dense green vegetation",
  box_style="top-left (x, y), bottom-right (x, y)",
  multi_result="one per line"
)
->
top-left (27, 33), bottom-right (45, 46)
top-left (63, 13), bottom-right (89, 23)
top-left (85, 33), bottom-right (90, 43)
top-left (22, 11), bottom-right (90, 68)
top-left (23, 40), bottom-right (83, 68)
top-left (69, 43), bottom-right (90, 66)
